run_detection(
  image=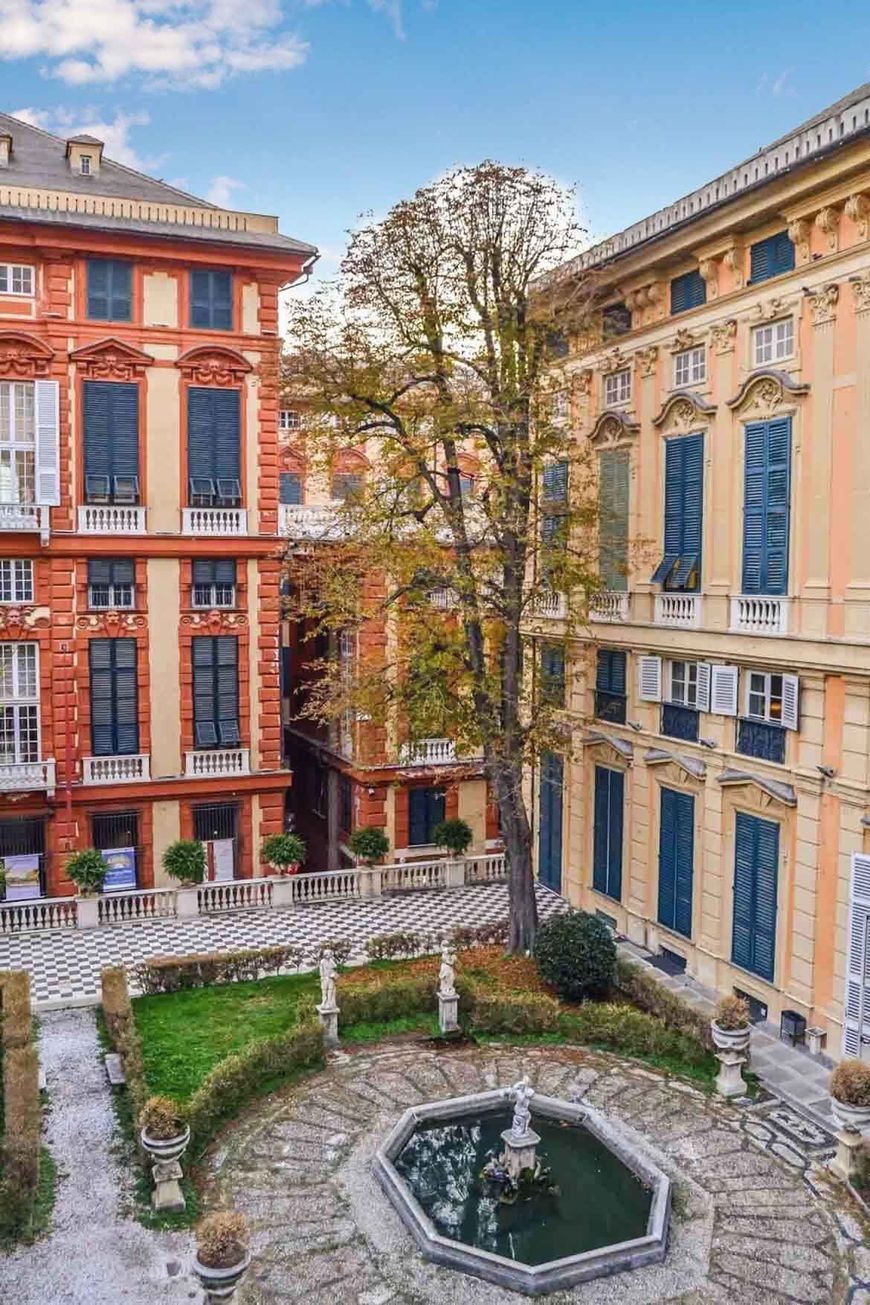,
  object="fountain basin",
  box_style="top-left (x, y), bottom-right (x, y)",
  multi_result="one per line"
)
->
top-left (374, 1088), bottom-right (671, 1296)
